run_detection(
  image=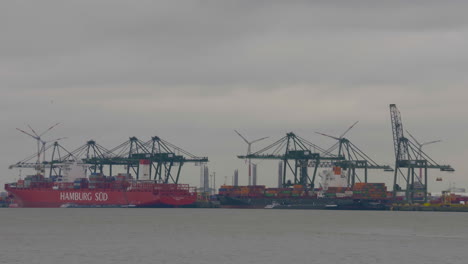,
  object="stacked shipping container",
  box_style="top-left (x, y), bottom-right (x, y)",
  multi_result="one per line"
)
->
top-left (352, 183), bottom-right (387, 199)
